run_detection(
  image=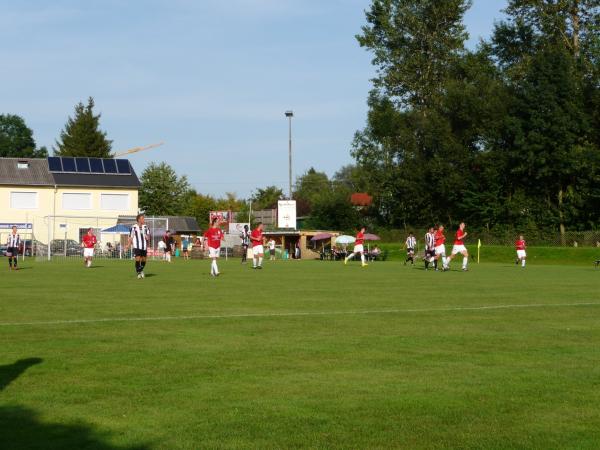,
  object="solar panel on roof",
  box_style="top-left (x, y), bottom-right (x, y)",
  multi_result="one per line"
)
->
top-left (103, 159), bottom-right (117, 174)
top-left (48, 157), bottom-right (62, 172)
top-left (76, 158), bottom-right (91, 172)
top-left (89, 158), bottom-right (104, 173)
top-left (61, 157), bottom-right (76, 172)
top-left (116, 159), bottom-right (131, 174)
